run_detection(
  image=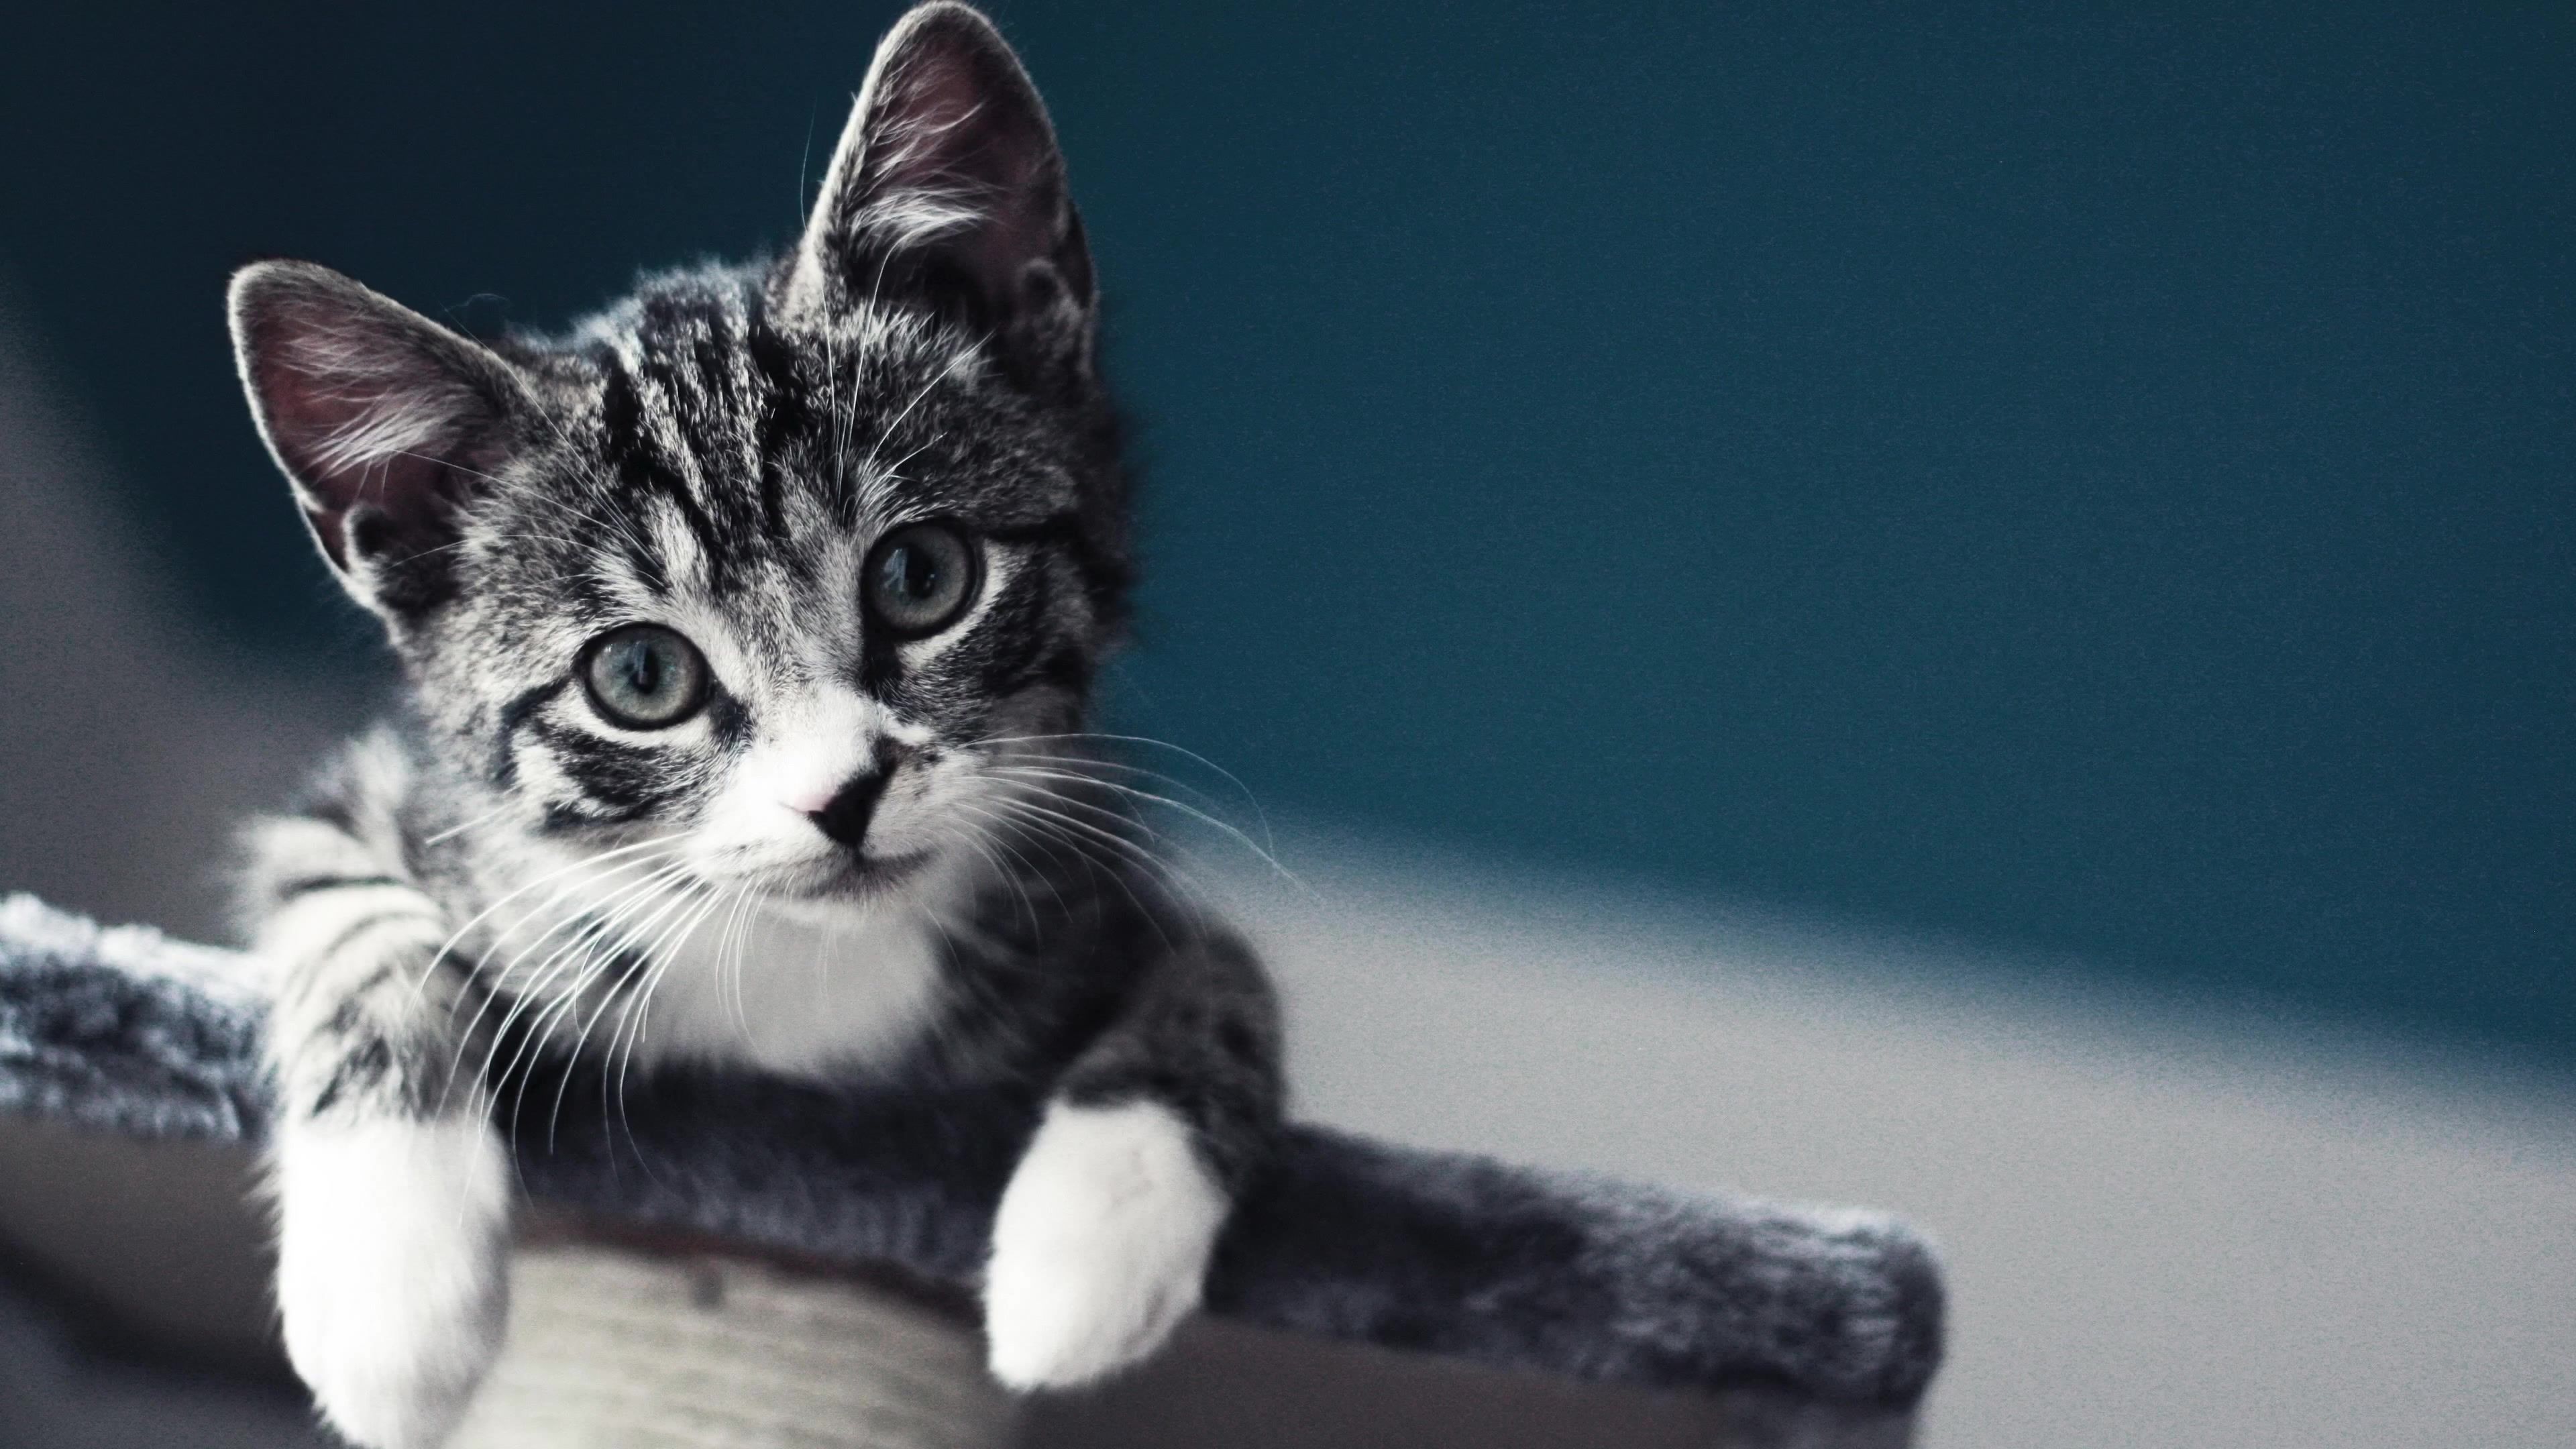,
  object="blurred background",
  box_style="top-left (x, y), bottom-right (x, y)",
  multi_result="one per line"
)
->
top-left (1, 1), bottom-right (2569, 1446)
